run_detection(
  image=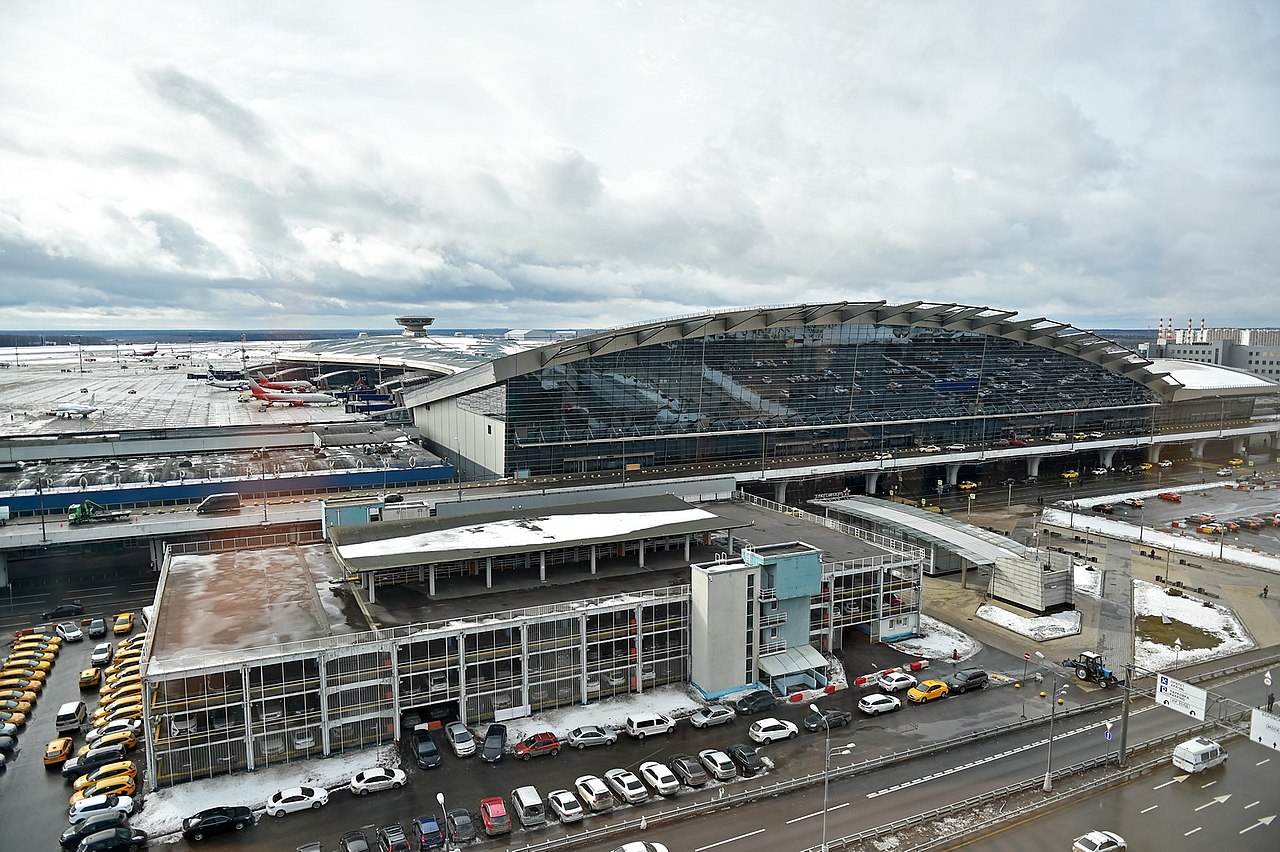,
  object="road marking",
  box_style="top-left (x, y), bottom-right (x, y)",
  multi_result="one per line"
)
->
top-left (1240, 815), bottom-right (1275, 834)
top-left (1195, 794), bottom-right (1231, 811)
top-left (1257, 757), bottom-right (1271, 766)
top-left (1184, 827), bottom-right (1202, 836)
top-left (1244, 800), bottom-right (1260, 809)
top-left (1154, 775), bottom-right (1189, 789)
top-left (695, 828), bottom-right (766, 851)
top-left (1201, 780), bottom-right (1218, 788)
top-left (787, 803), bottom-right (848, 824)
top-left (1140, 805), bottom-right (1158, 813)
